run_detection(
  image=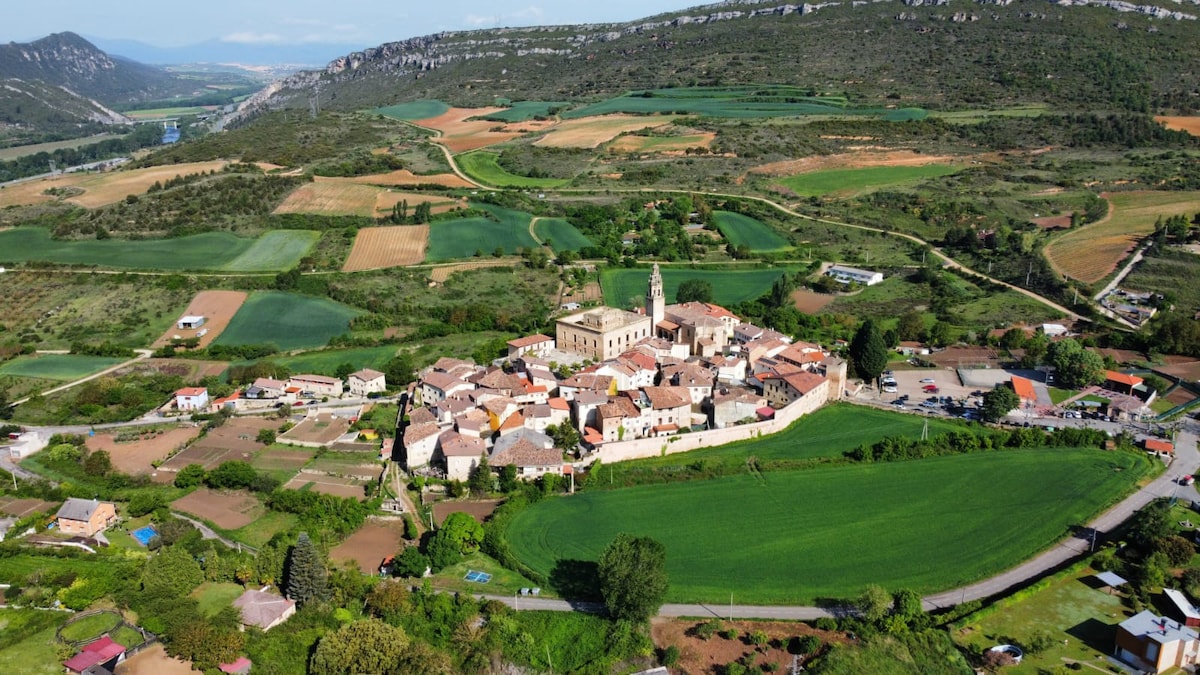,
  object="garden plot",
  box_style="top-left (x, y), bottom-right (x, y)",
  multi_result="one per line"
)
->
top-left (158, 417), bottom-right (276, 473)
top-left (790, 289), bottom-right (836, 313)
top-left (432, 499), bottom-right (501, 526)
top-left (342, 225), bottom-right (429, 271)
top-left (86, 426), bottom-right (202, 475)
top-left (305, 452), bottom-right (383, 481)
top-left (330, 520), bottom-right (405, 573)
top-left (278, 413), bottom-right (352, 447)
top-left (152, 290), bottom-right (247, 348)
top-left (283, 473), bottom-right (370, 500)
top-left (251, 447), bottom-right (317, 474)
top-left (0, 497), bottom-right (58, 518)
top-left (171, 488), bottom-right (263, 530)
